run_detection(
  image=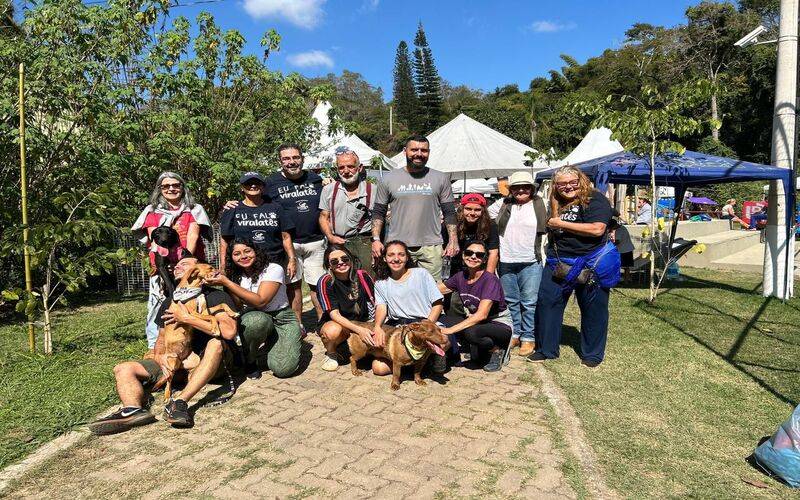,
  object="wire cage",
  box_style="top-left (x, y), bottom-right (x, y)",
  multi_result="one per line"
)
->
top-left (114, 224), bottom-right (222, 295)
